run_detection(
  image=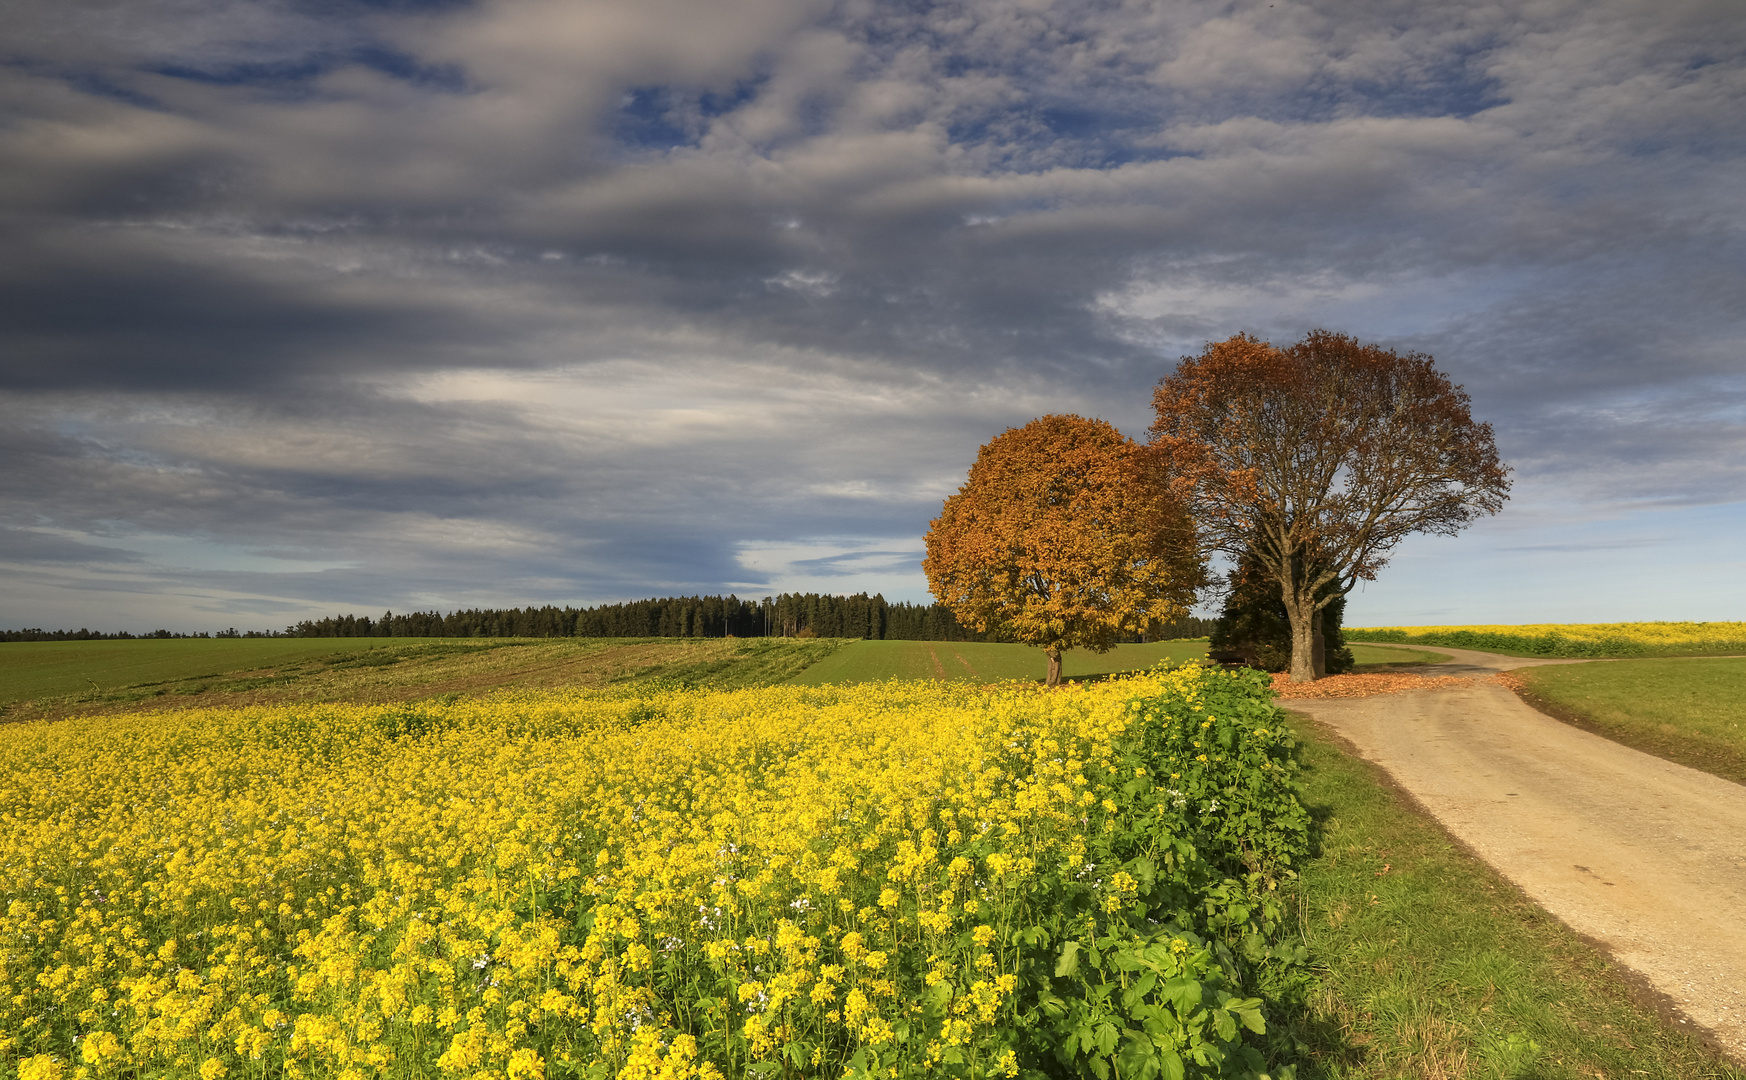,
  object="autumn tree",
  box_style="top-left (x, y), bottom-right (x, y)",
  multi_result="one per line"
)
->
top-left (923, 414), bottom-right (1202, 686)
top-left (1150, 330), bottom-right (1510, 682)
